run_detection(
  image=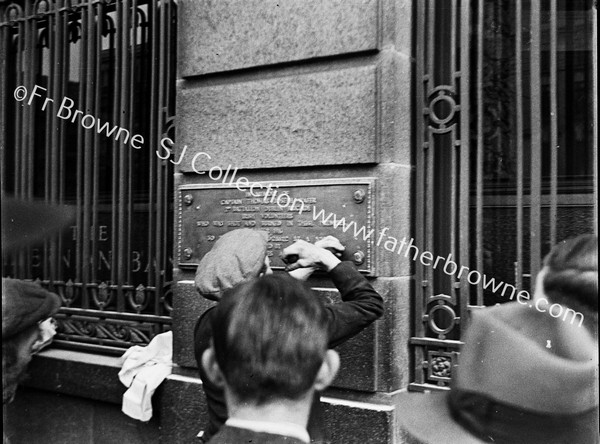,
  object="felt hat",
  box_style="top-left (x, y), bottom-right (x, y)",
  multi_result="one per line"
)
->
top-left (398, 303), bottom-right (599, 444)
top-left (194, 229), bottom-right (269, 301)
top-left (1, 197), bottom-right (75, 252)
top-left (2, 278), bottom-right (62, 339)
